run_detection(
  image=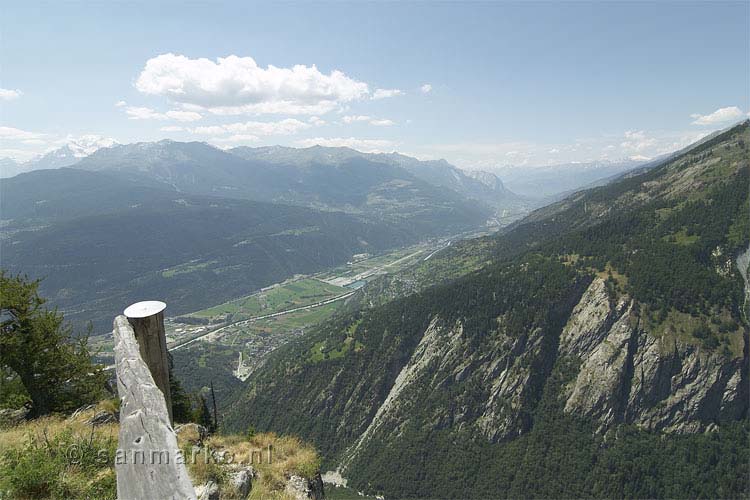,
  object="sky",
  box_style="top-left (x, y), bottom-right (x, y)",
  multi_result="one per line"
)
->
top-left (1, 1), bottom-right (748, 168)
